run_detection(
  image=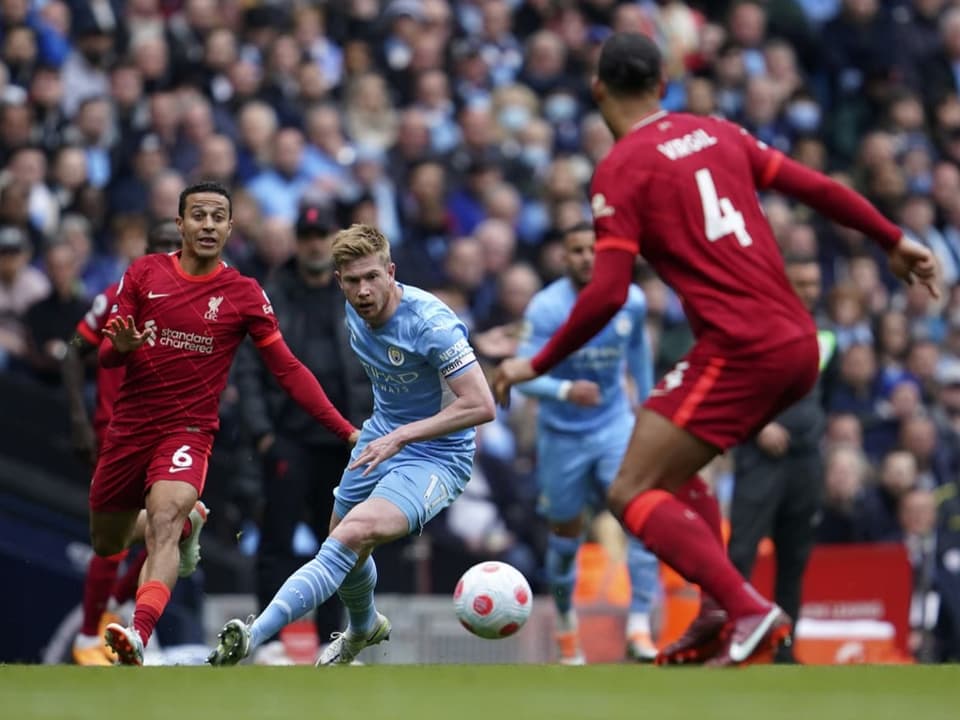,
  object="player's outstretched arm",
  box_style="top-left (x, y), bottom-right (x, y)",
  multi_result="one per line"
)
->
top-left (768, 155), bottom-right (939, 297)
top-left (493, 245), bottom-right (633, 407)
top-left (257, 337), bottom-right (358, 443)
top-left (349, 362), bottom-right (495, 477)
